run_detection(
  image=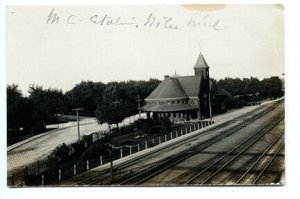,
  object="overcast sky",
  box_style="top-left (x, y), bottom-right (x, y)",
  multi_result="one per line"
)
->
top-left (6, 5), bottom-right (284, 95)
